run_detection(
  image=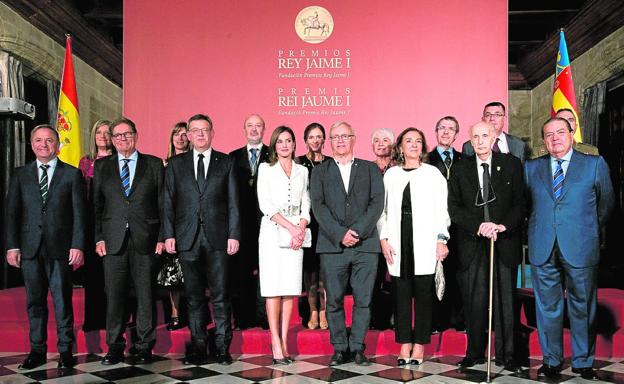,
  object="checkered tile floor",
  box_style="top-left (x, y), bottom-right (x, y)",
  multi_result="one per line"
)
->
top-left (2, 352), bottom-right (624, 383)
